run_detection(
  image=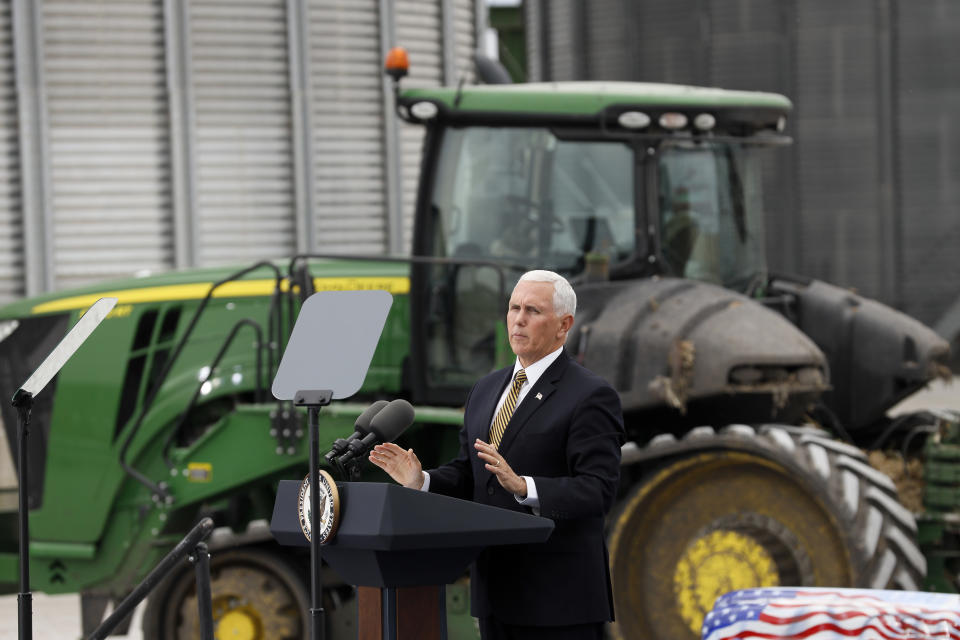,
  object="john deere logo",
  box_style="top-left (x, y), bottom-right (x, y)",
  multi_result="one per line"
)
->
top-left (297, 469), bottom-right (340, 544)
